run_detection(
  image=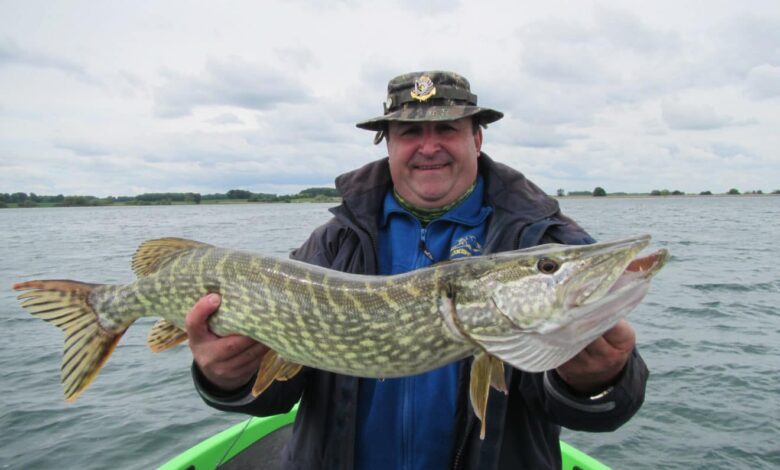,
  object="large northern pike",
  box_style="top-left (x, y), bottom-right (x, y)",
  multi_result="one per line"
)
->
top-left (14, 235), bottom-right (667, 437)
